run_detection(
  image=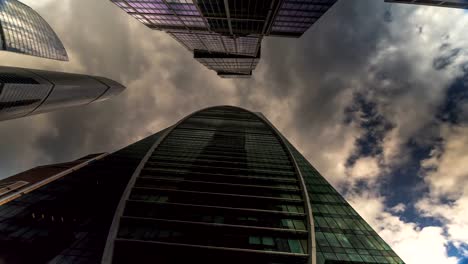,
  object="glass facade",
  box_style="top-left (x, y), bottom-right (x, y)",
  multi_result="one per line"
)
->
top-left (194, 49), bottom-right (260, 77)
top-left (0, 0), bottom-right (68, 61)
top-left (269, 0), bottom-right (338, 37)
top-left (385, 0), bottom-right (468, 9)
top-left (0, 106), bottom-right (406, 263)
top-left (168, 31), bottom-right (261, 57)
top-left (109, 0), bottom-right (337, 77)
top-left (105, 106), bottom-right (311, 264)
top-left (286, 144), bottom-right (405, 264)
top-left (0, 66), bottom-right (125, 122)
